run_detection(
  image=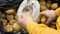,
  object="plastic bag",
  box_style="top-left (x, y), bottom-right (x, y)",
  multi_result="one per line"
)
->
top-left (16, 0), bottom-right (40, 22)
